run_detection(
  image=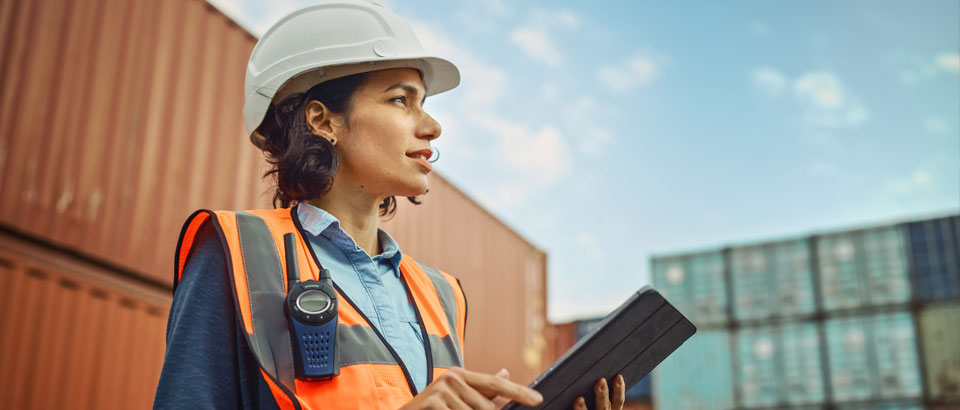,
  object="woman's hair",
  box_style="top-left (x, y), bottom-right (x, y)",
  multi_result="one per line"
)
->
top-left (256, 72), bottom-right (422, 216)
